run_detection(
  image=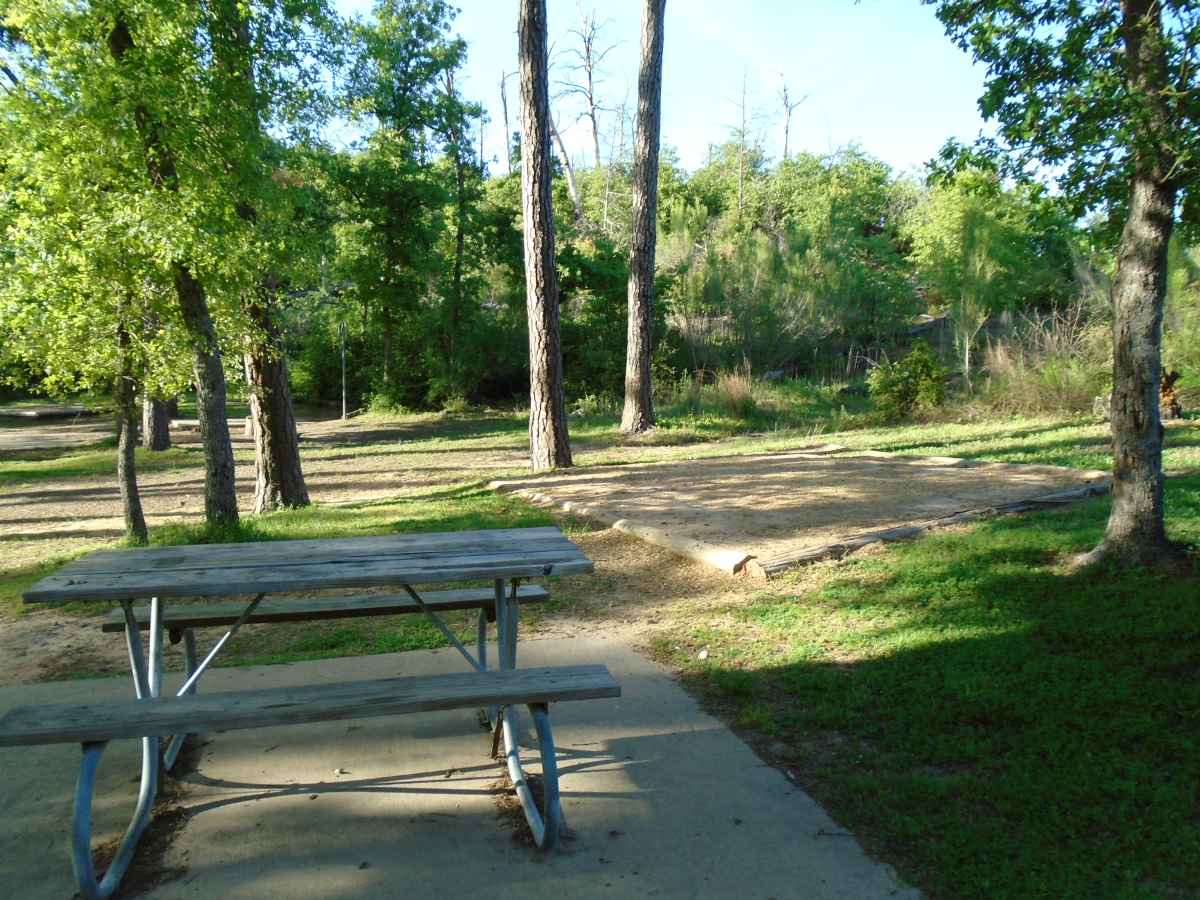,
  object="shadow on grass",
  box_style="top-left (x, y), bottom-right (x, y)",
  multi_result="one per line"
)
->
top-left (660, 482), bottom-right (1200, 899)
